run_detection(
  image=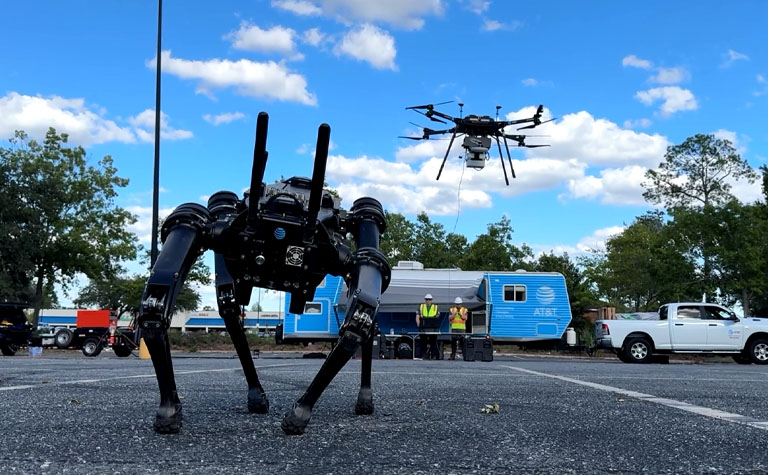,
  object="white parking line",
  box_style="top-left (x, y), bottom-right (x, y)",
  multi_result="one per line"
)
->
top-left (0, 362), bottom-right (308, 391)
top-left (503, 365), bottom-right (768, 431)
